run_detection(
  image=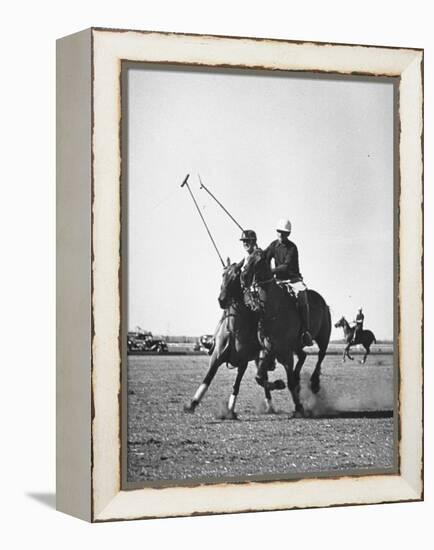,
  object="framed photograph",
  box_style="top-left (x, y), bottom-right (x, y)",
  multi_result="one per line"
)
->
top-left (56, 28), bottom-right (423, 522)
